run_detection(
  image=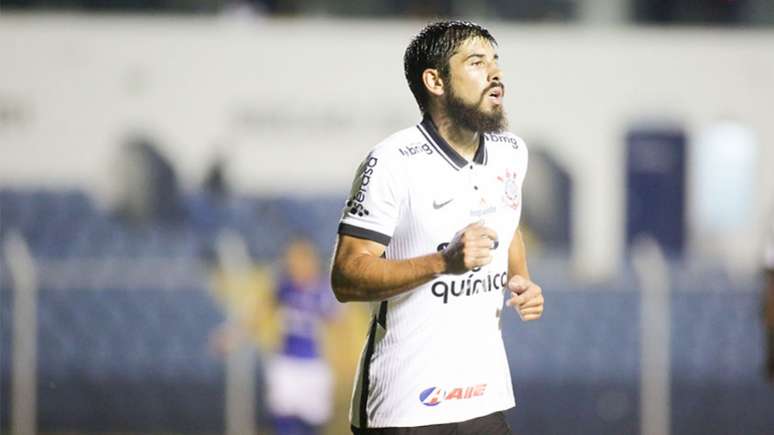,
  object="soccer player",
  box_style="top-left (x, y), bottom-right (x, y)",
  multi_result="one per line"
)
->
top-left (267, 238), bottom-right (338, 435)
top-left (330, 21), bottom-right (544, 435)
